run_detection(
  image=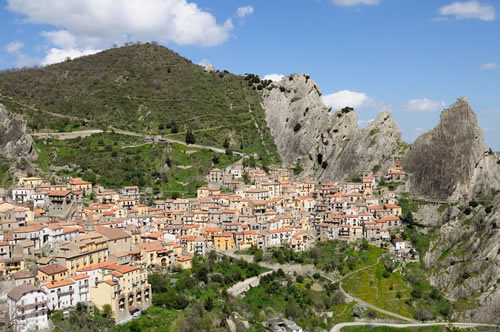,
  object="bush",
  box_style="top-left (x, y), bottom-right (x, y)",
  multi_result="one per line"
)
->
top-left (185, 130), bottom-right (196, 144)
top-left (463, 207), bottom-right (472, 215)
top-left (411, 288), bottom-right (422, 298)
top-left (469, 200), bottom-right (479, 208)
top-left (313, 272), bottom-right (321, 280)
top-left (352, 303), bottom-right (366, 318)
top-left (293, 123), bottom-right (302, 132)
top-left (293, 164), bottom-right (303, 175)
top-left (296, 275), bottom-right (304, 283)
top-left (321, 161), bottom-right (328, 169)
top-left (415, 308), bottom-right (434, 321)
